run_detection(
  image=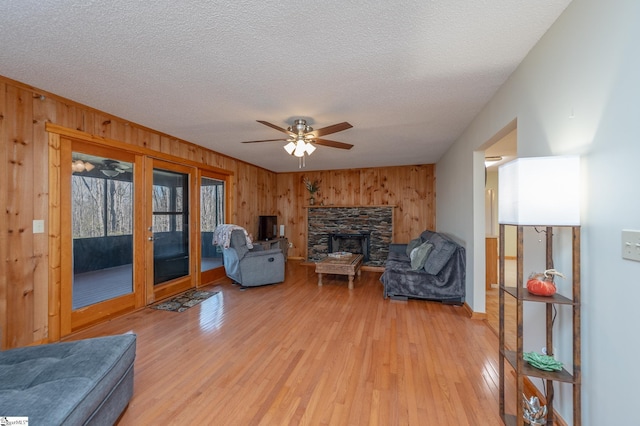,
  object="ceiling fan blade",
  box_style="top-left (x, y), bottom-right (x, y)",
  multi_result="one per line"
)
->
top-left (310, 122), bottom-right (353, 138)
top-left (257, 120), bottom-right (295, 136)
top-left (241, 138), bottom-right (289, 143)
top-left (313, 138), bottom-right (354, 150)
